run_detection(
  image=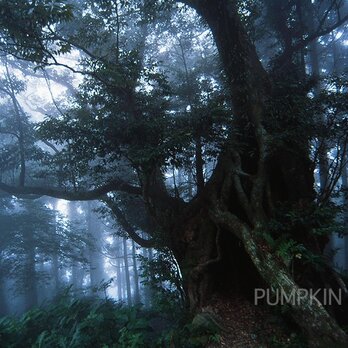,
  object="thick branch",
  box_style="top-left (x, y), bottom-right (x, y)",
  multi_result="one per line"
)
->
top-left (102, 197), bottom-right (156, 248)
top-left (0, 178), bottom-right (141, 200)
